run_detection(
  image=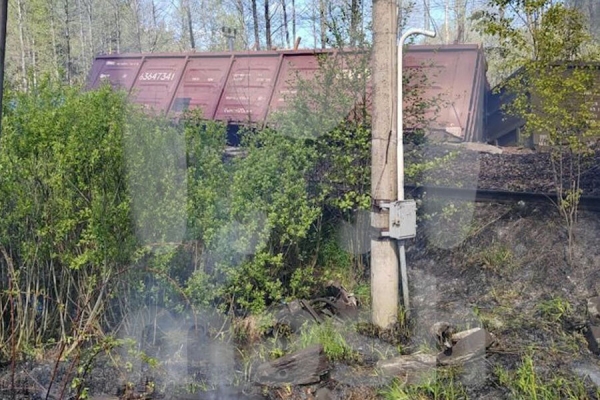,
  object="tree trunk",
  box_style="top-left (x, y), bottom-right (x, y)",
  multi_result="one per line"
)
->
top-left (312, 0), bottom-right (317, 48)
top-left (235, 0), bottom-right (246, 49)
top-left (424, 0), bottom-right (430, 31)
top-left (291, 0), bottom-right (296, 44)
top-left (114, 2), bottom-right (121, 53)
top-left (0, 0), bottom-right (8, 136)
top-left (85, 0), bottom-right (93, 57)
top-left (49, 0), bottom-right (60, 79)
top-left (281, 0), bottom-right (290, 48)
top-left (16, 0), bottom-right (27, 87)
top-left (350, 0), bottom-right (361, 45)
top-left (131, 0), bottom-right (143, 52)
top-left (64, 0), bottom-right (73, 83)
top-left (150, 0), bottom-right (159, 51)
top-left (453, 0), bottom-right (466, 44)
top-left (265, 0), bottom-right (271, 49)
top-left (444, 0), bottom-right (449, 44)
top-left (31, 36), bottom-right (37, 86)
top-left (319, 0), bottom-right (326, 48)
top-left (78, 0), bottom-right (87, 66)
top-left (252, 0), bottom-right (260, 50)
top-left (186, 0), bottom-right (195, 50)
